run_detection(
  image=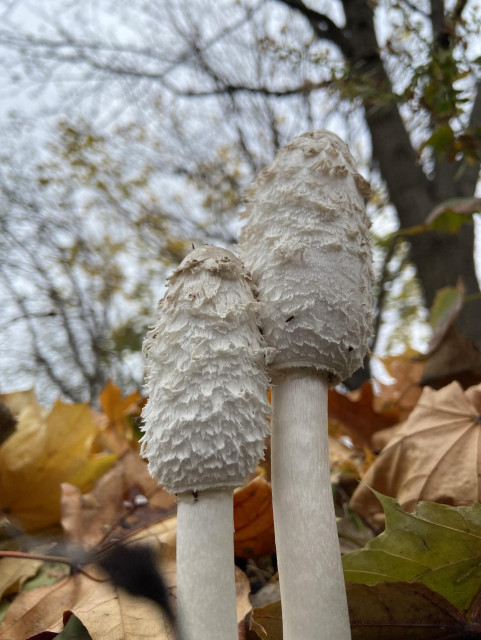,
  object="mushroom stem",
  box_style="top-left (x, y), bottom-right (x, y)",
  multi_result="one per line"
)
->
top-left (140, 246), bottom-right (271, 639)
top-left (271, 372), bottom-right (350, 640)
top-left (176, 489), bottom-right (238, 640)
top-left (239, 130), bottom-right (372, 640)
